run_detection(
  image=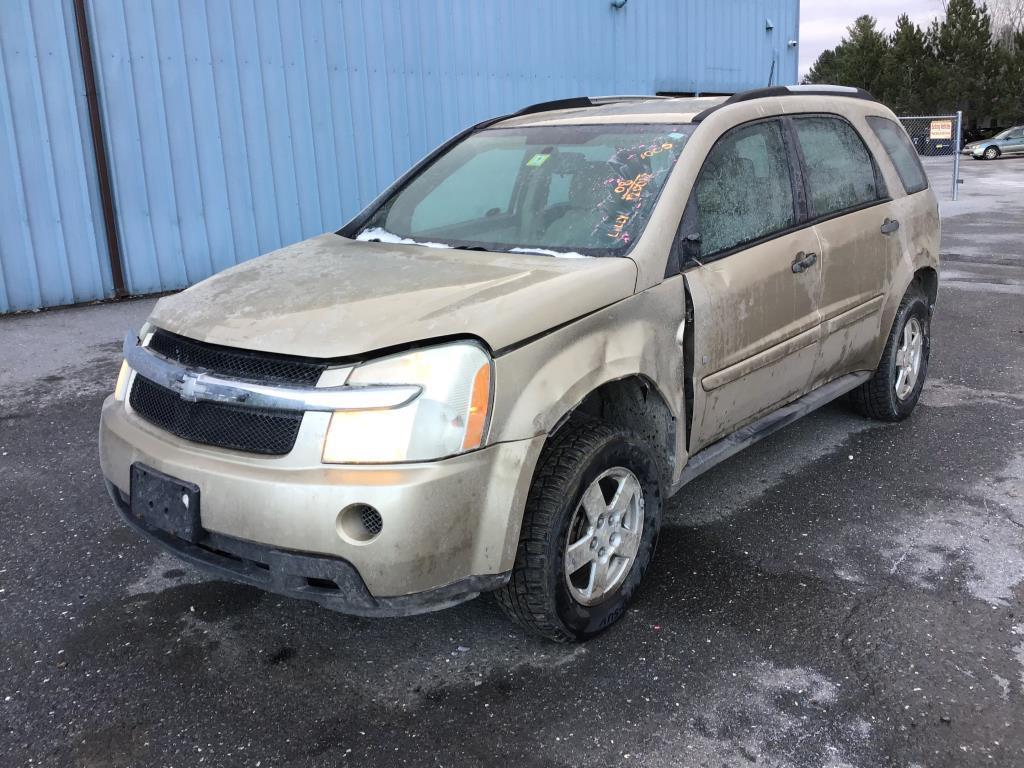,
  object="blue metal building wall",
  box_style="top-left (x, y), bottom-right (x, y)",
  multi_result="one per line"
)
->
top-left (0, 0), bottom-right (112, 314)
top-left (1, 0), bottom-right (799, 311)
